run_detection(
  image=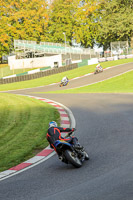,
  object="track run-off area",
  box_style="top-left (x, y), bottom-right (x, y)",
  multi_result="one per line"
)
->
top-left (0, 62), bottom-right (133, 200)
